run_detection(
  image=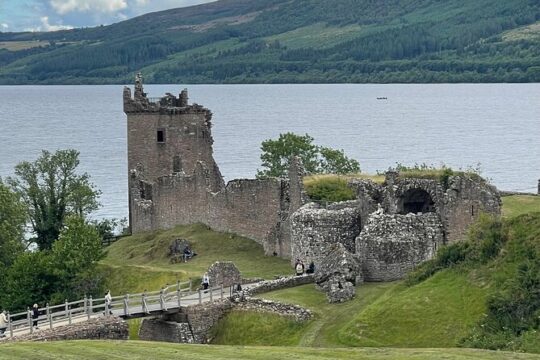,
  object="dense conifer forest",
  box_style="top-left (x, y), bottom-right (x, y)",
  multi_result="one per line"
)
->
top-left (0, 0), bottom-right (539, 84)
